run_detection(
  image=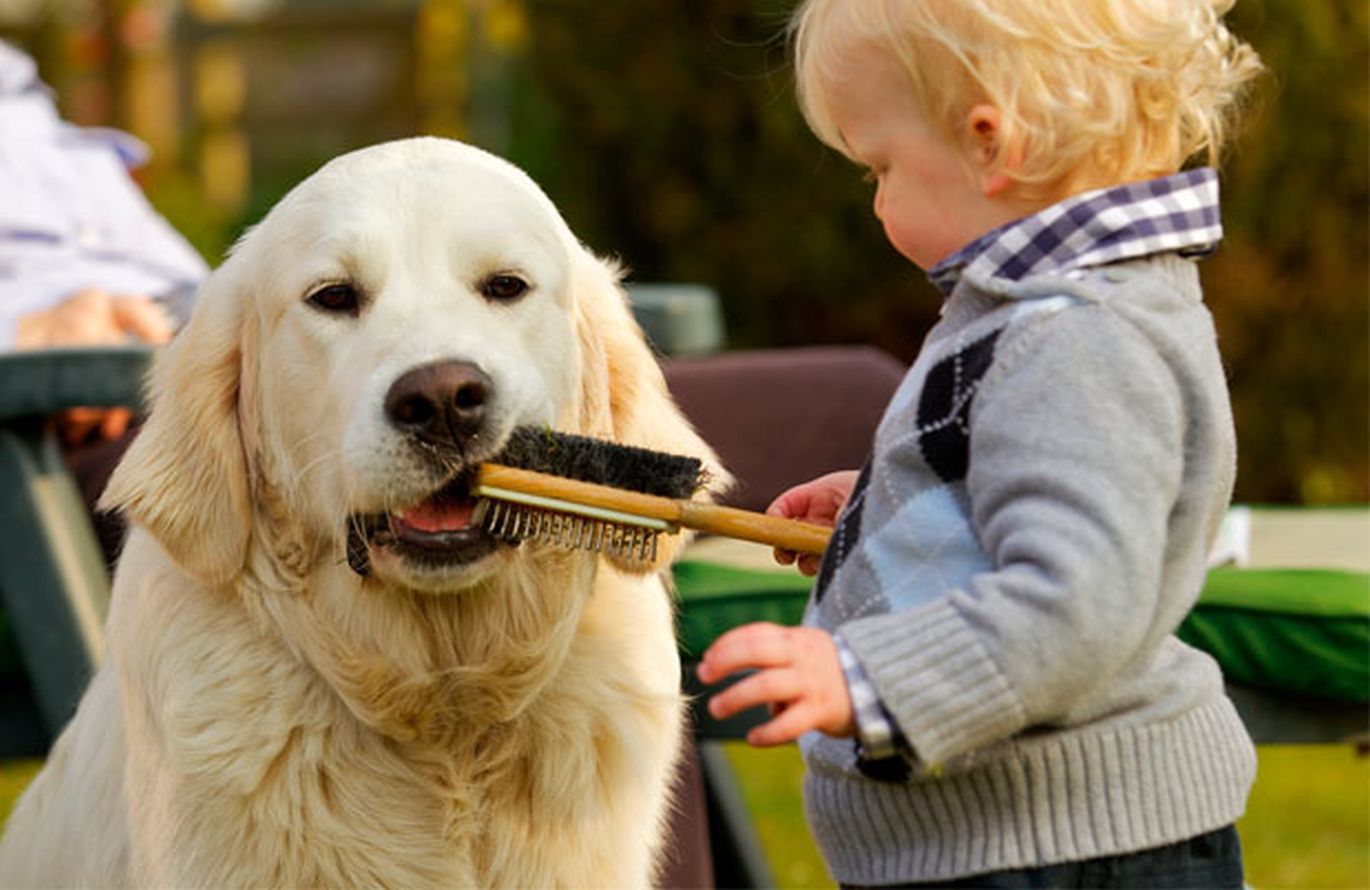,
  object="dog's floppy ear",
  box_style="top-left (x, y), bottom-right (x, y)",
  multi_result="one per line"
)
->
top-left (100, 265), bottom-right (253, 585)
top-left (570, 250), bottom-right (731, 571)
